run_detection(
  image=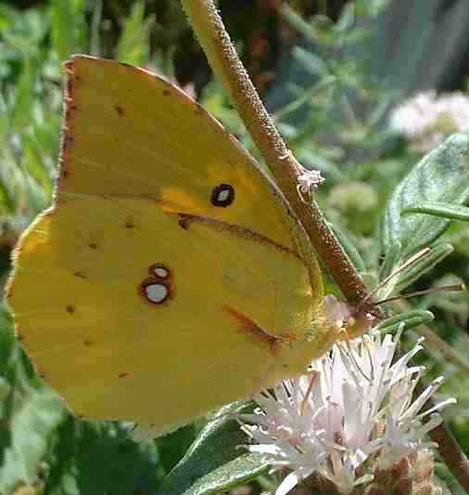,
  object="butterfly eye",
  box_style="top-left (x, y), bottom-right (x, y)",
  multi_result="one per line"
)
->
top-left (211, 183), bottom-right (235, 207)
